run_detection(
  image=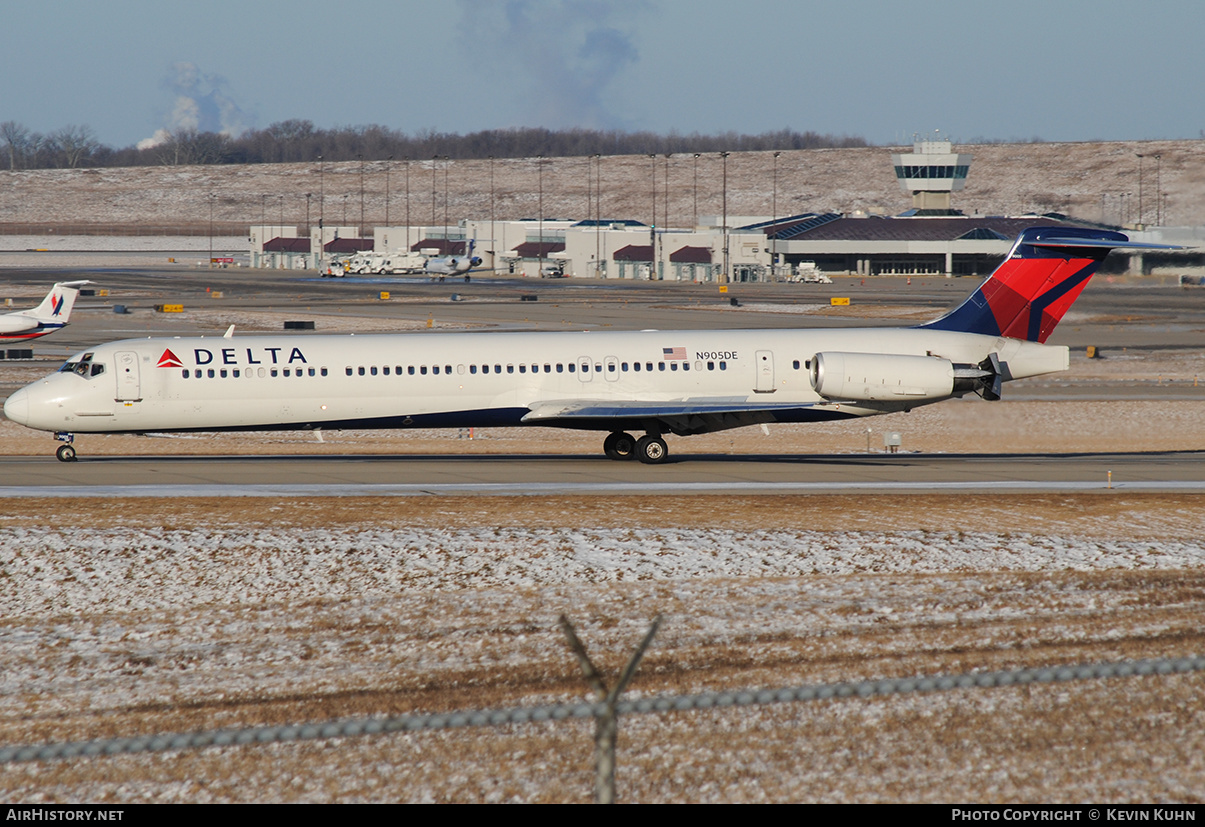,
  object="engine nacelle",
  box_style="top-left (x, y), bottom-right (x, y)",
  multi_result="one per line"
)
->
top-left (0, 316), bottom-right (38, 334)
top-left (810, 351), bottom-right (954, 402)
